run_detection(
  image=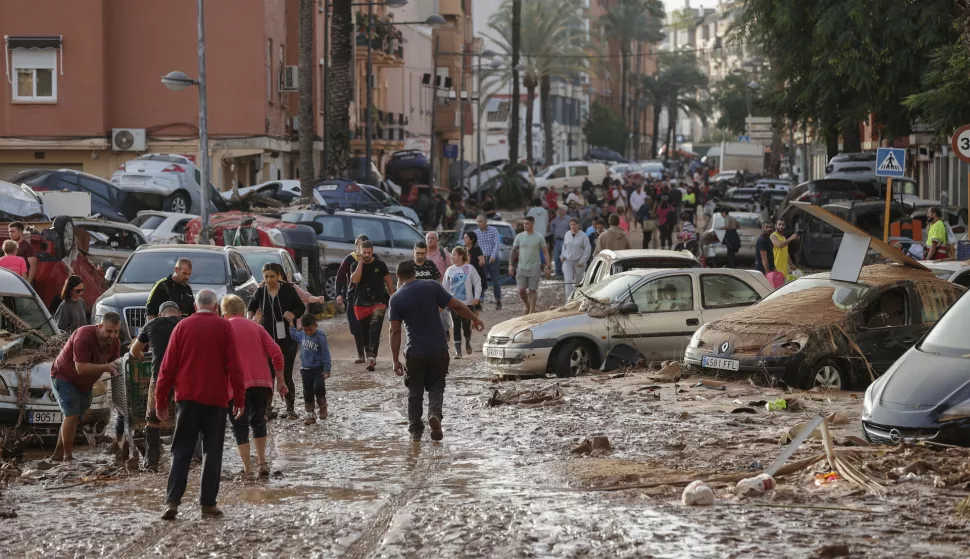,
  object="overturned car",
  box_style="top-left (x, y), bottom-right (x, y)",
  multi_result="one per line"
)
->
top-left (0, 268), bottom-right (110, 439)
top-left (684, 265), bottom-right (965, 390)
